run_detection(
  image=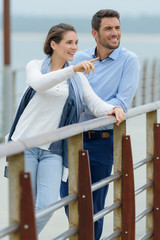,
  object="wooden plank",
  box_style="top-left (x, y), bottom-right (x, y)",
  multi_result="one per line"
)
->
top-left (68, 133), bottom-right (83, 240)
top-left (20, 172), bottom-right (37, 240)
top-left (122, 135), bottom-right (135, 239)
top-left (146, 111), bottom-right (157, 239)
top-left (153, 123), bottom-right (160, 238)
top-left (8, 152), bottom-right (25, 240)
top-left (78, 150), bottom-right (94, 240)
top-left (113, 121), bottom-right (126, 240)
